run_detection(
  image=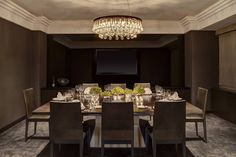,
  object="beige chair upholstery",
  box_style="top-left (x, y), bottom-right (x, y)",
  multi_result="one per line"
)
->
top-left (186, 87), bottom-right (208, 142)
top-left (23, 88), bottom-right (49, 142)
